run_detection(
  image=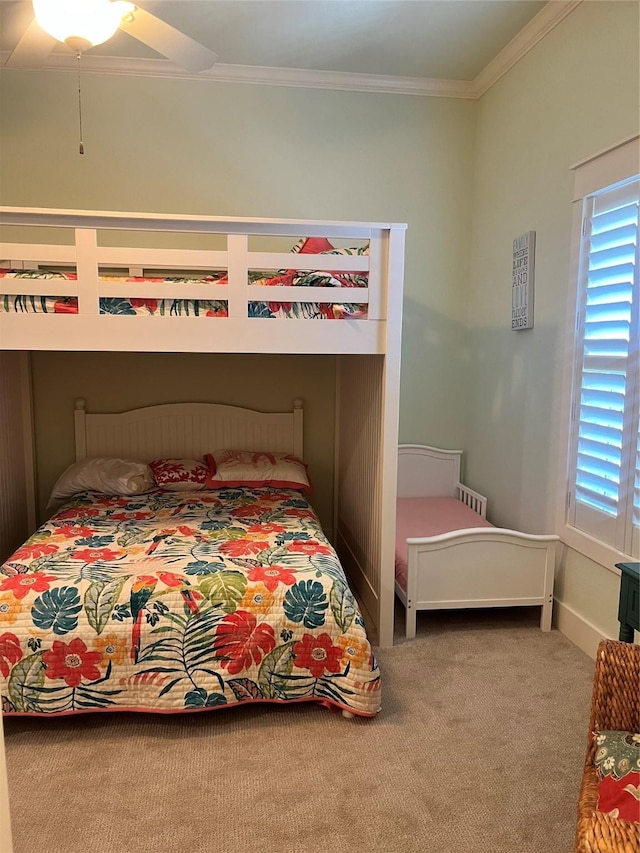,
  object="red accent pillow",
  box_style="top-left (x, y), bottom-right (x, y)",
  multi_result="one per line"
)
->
top-left (593, 730), bottom-right (640, 823)
top-left (293, 237), bottom-right (335, 255)
top-left (284, 237), bottom-right (336, 277)
top-left (150, 458), bottom-right (210, 491)
top-left (204, 450), bottom-right (312, 494)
